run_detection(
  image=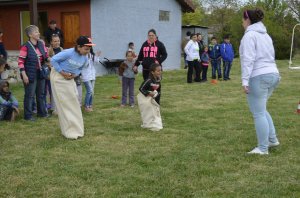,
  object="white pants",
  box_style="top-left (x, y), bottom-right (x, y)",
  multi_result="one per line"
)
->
top-left (137, 92), bottom-right (163, 131)
top-left (50, 69), bottom-right (84, 139)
